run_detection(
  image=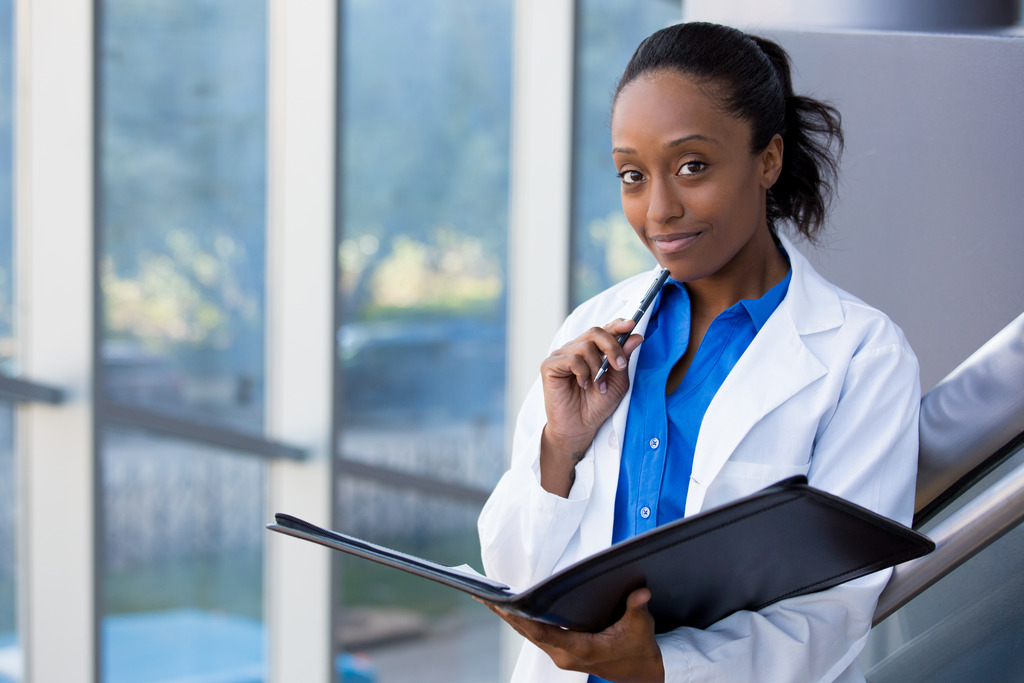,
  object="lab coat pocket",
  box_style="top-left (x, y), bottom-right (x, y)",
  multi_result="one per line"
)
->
top-left (704, 460), bottom-right (811, 510)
